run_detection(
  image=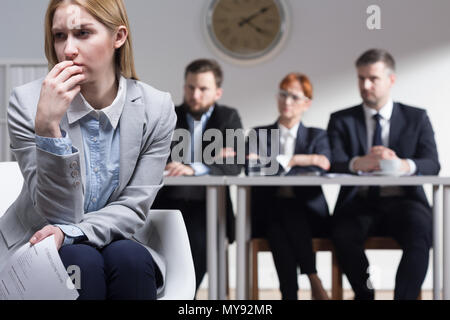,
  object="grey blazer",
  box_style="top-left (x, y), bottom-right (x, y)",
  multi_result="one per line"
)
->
top-left (0, 78), bottom-right (177, 294)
